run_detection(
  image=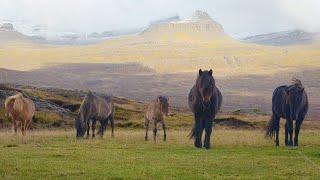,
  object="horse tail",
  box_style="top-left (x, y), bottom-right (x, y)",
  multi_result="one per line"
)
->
top-left (188, 127), bottom-right (195, 139)
top-left (265, 114), bottom-right (277, 139)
